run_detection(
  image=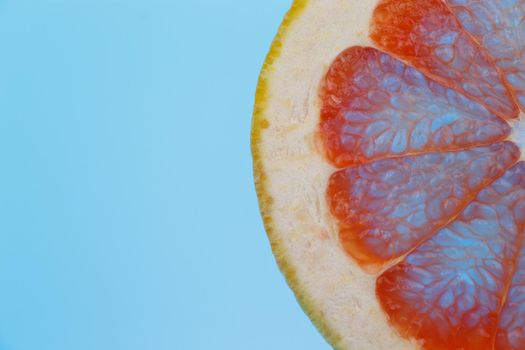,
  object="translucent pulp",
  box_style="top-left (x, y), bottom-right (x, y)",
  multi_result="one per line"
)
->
top-left (321, 0), bottom-right (525, 349)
